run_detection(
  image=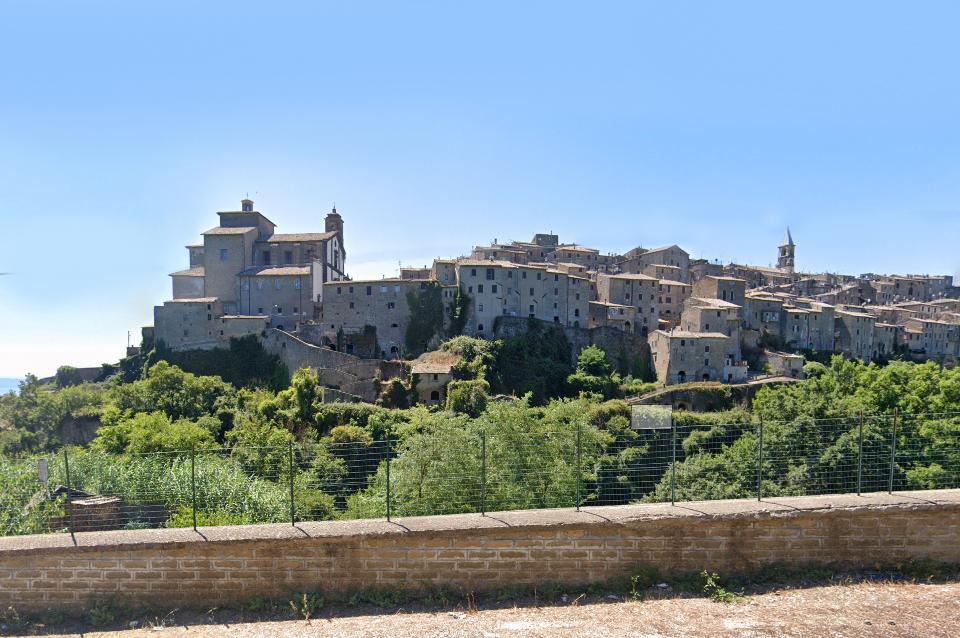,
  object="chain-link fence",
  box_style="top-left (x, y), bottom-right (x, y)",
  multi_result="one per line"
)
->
top-left (2, 410), bottom-right (958, 536)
